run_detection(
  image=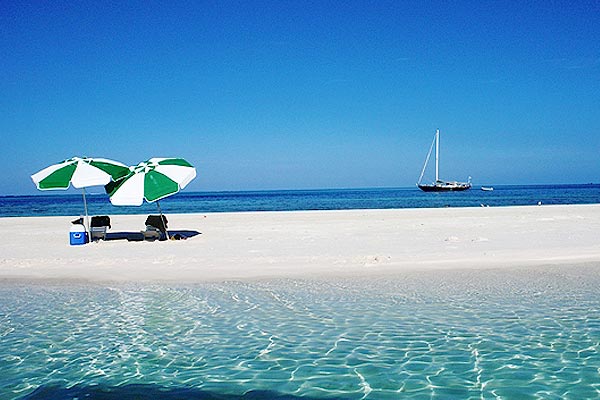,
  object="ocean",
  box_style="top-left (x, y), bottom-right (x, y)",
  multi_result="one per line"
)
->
top-left (1, 185), bottom-right (599, 399)
top-left (1, 184), bottom-right (599, 217)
